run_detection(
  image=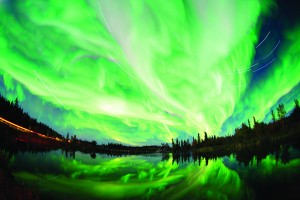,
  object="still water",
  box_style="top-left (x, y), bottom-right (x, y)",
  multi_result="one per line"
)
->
top-left (6, 148), bottom-right (300, 200)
